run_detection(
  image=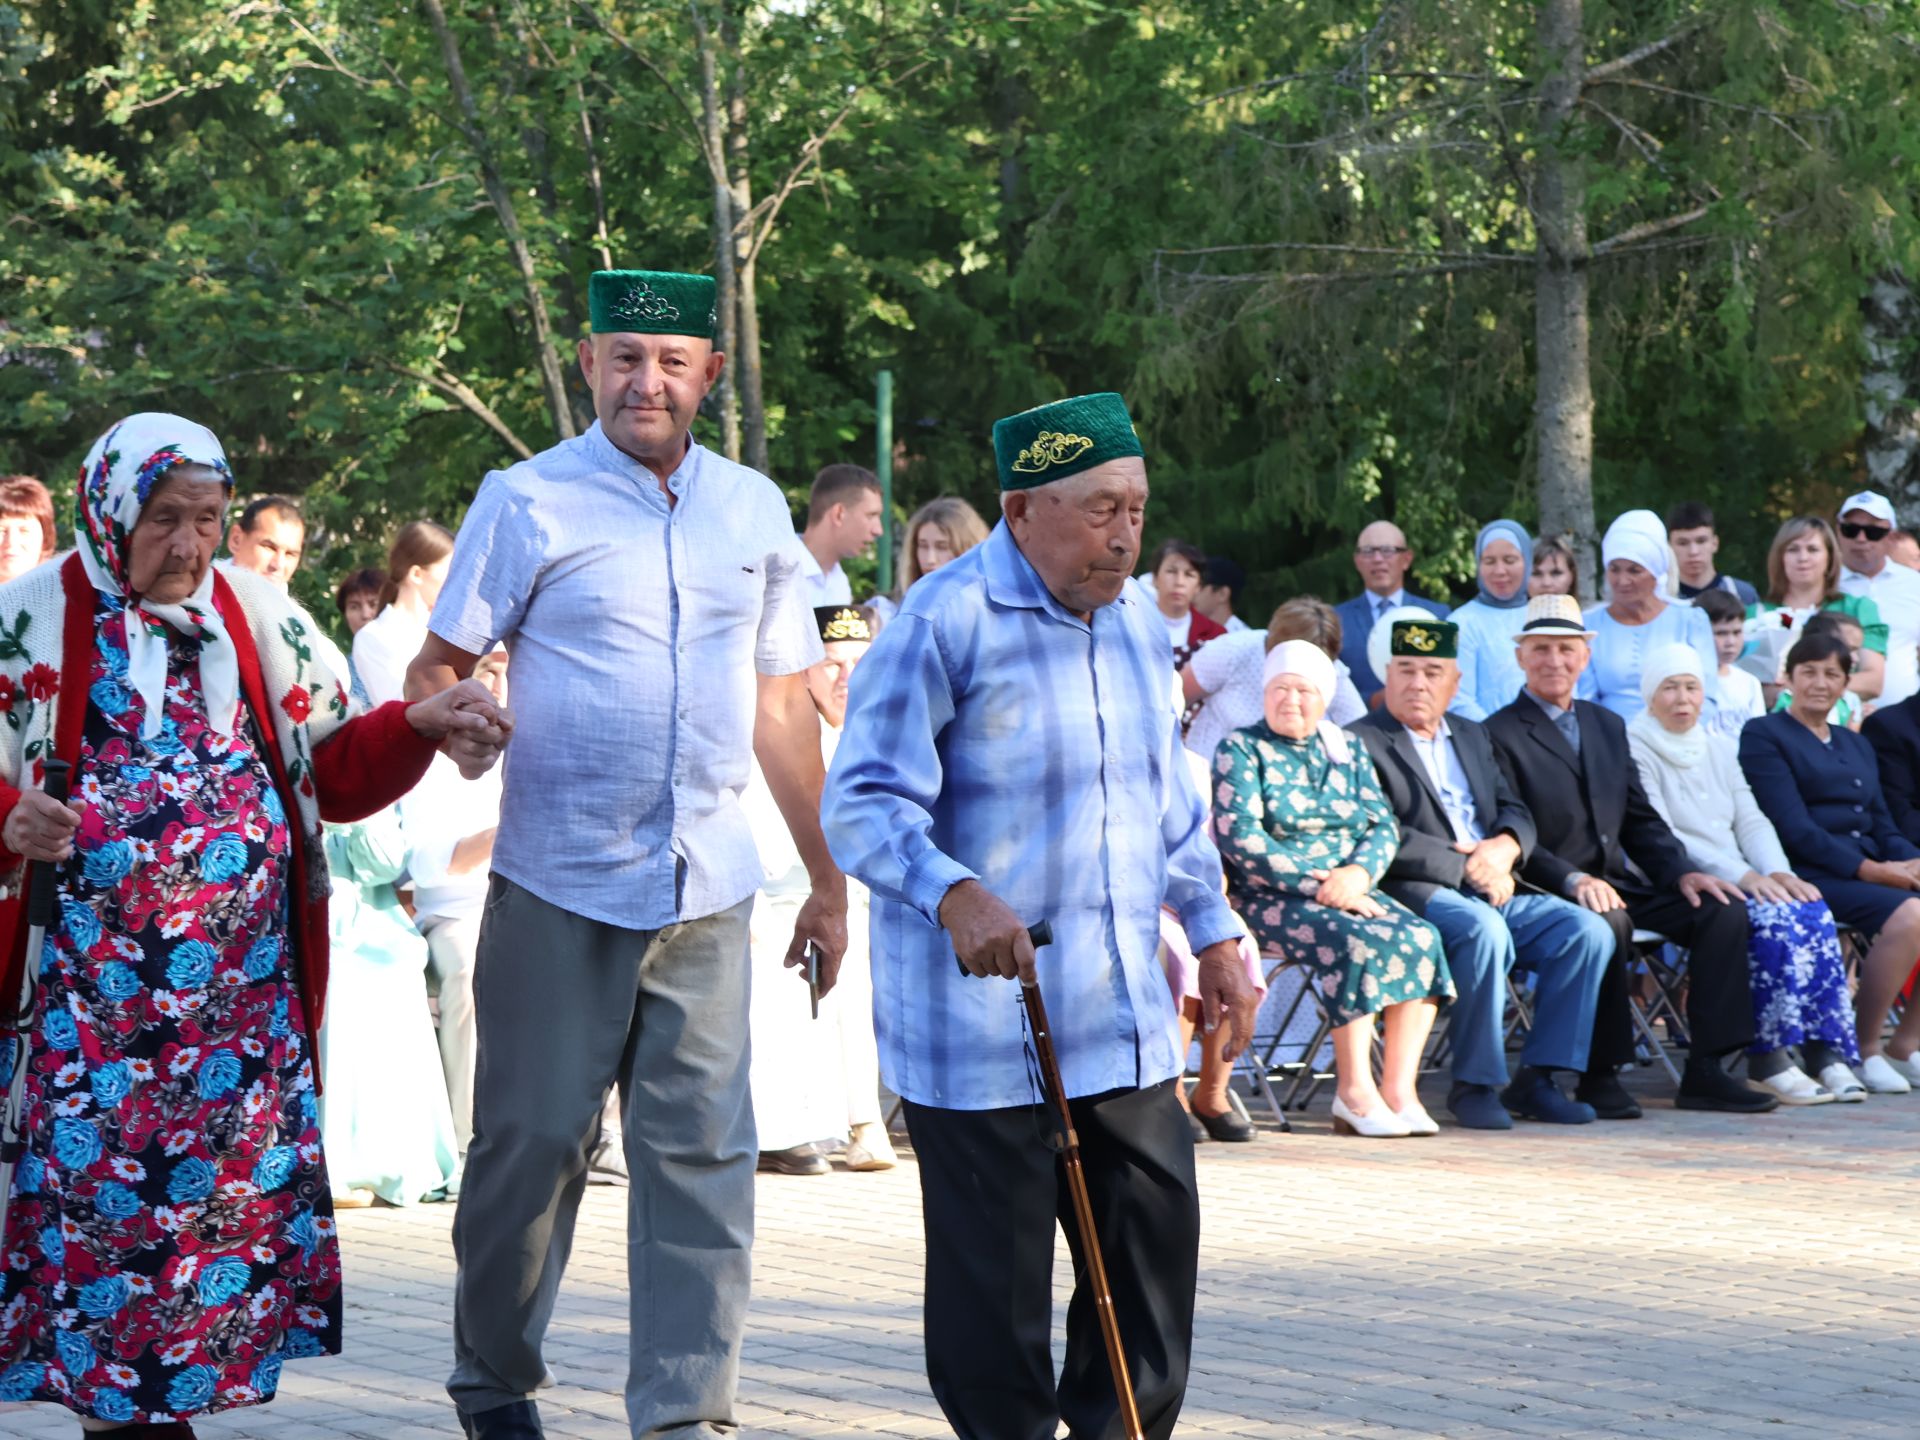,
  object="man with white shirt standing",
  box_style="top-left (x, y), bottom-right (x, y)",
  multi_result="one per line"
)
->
top-left (1335, 519), bottom-right (1450, 701)
top-left (1837, 489), bottom-right (1920, 707)
top-left (797, 463), bottom-right (883, 605)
